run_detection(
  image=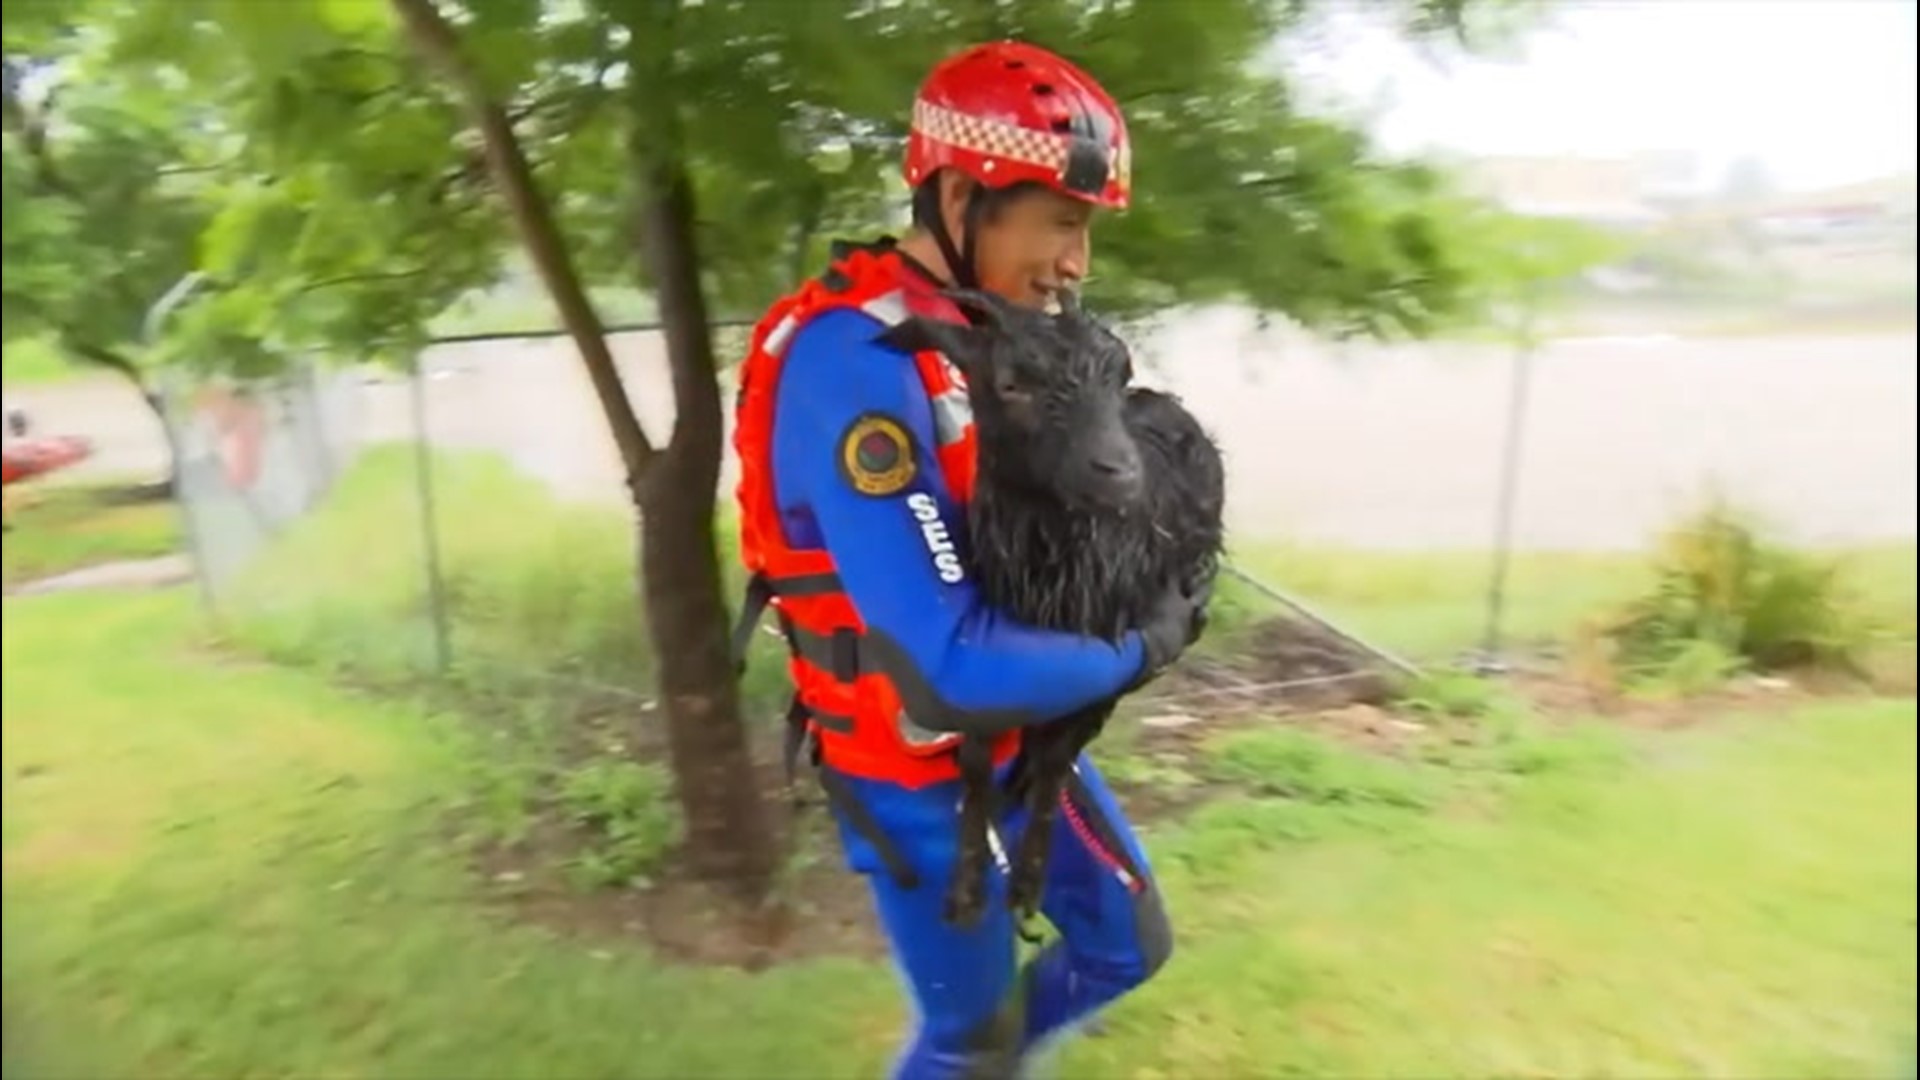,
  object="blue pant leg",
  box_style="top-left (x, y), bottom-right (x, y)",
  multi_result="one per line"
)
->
top-left (1018, 753), bottom-right (1174, 1053)
top-left (823, 766), bottom-right (1024, 1080)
